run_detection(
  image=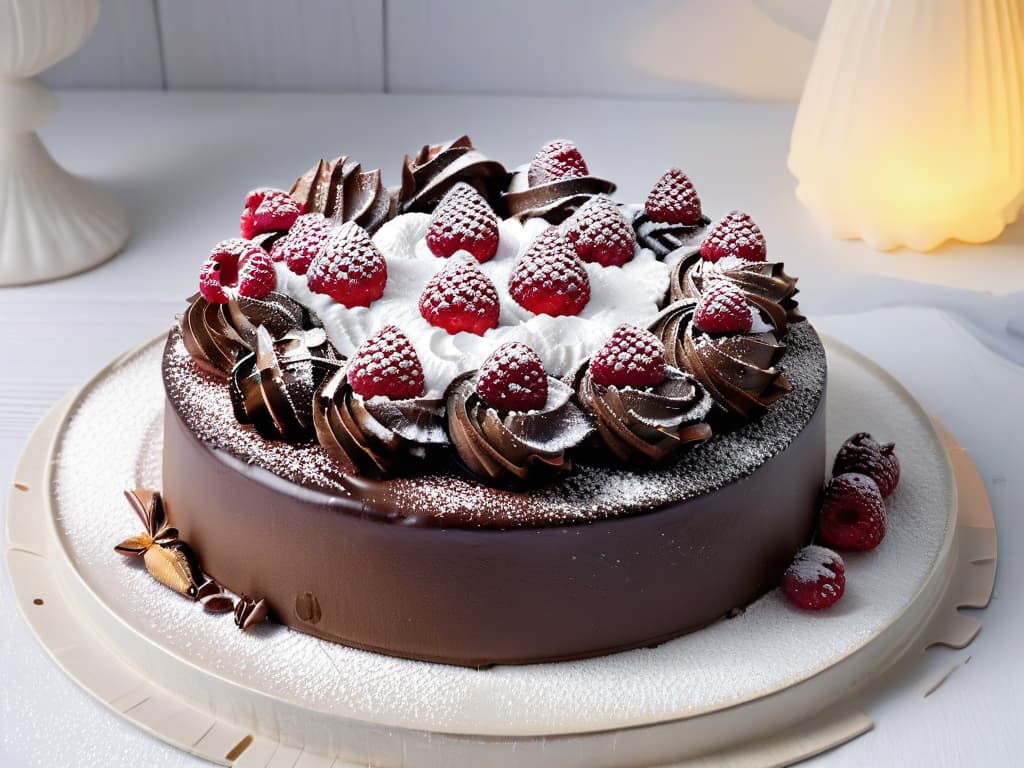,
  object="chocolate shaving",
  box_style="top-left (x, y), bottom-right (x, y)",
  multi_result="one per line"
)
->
top-left (202, 595), bottom-right (236, 614)
top-left (196, 579), bottom-right (223, 601)
top-left (234, 596), bottom-right (269, 631)
top-left (142, 544), bottom-right (202, 600)
top-left (123, 488), bottom-right (166, 536)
